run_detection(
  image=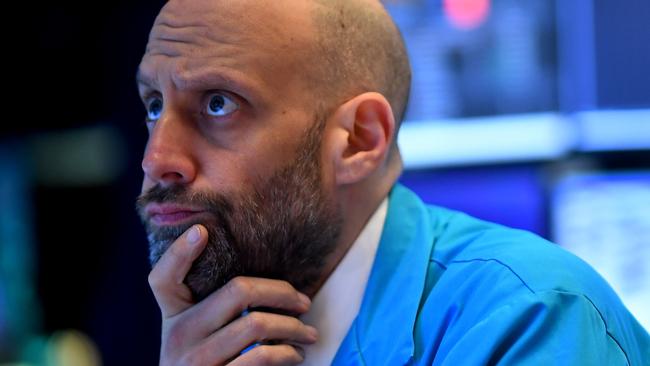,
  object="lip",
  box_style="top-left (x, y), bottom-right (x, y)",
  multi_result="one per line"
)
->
top-left (145, 203), bottom-right (206, 226)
